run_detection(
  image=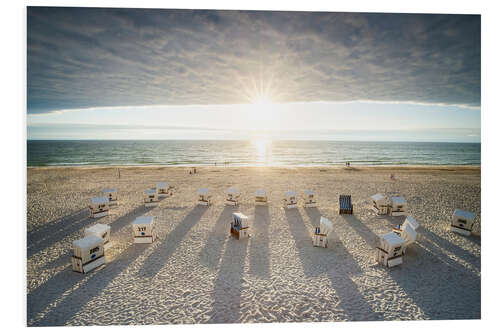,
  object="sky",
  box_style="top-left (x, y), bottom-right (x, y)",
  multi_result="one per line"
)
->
top-left (27, 7), bottom-right (481, 142)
